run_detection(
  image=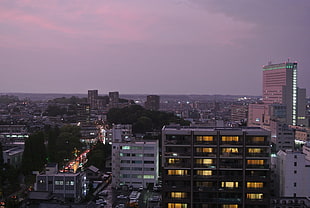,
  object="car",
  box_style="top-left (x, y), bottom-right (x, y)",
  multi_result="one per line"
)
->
top-left (138, 186), bottom-right (143, 191)
top-left (99, 190), bottom-right (108, 196)
top-left (116, 195), bottom-right (127, 199)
